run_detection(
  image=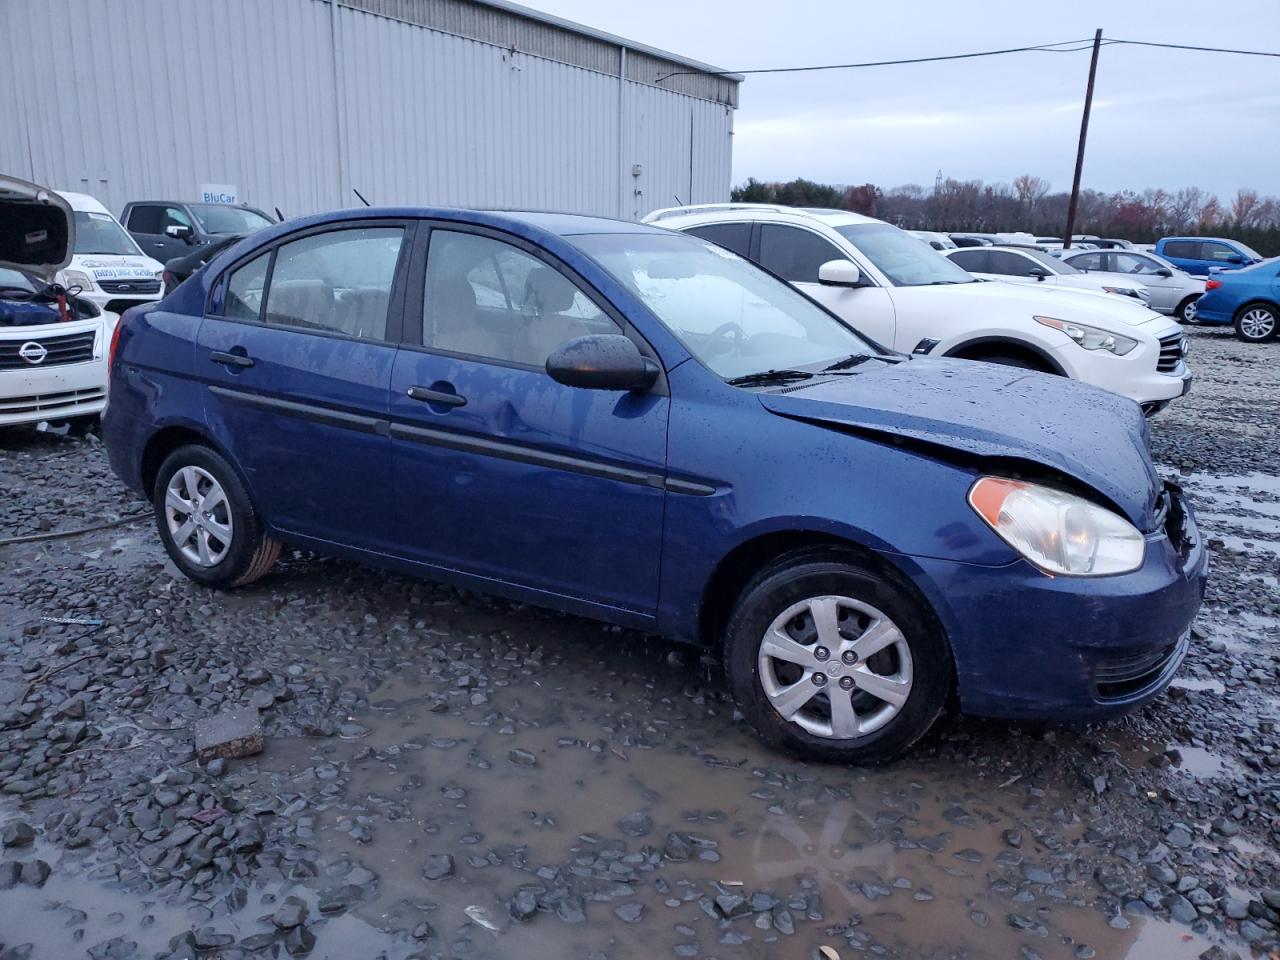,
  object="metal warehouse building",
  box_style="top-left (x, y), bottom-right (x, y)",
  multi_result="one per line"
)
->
top-left (0, 0), bottom-right (740, 220)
